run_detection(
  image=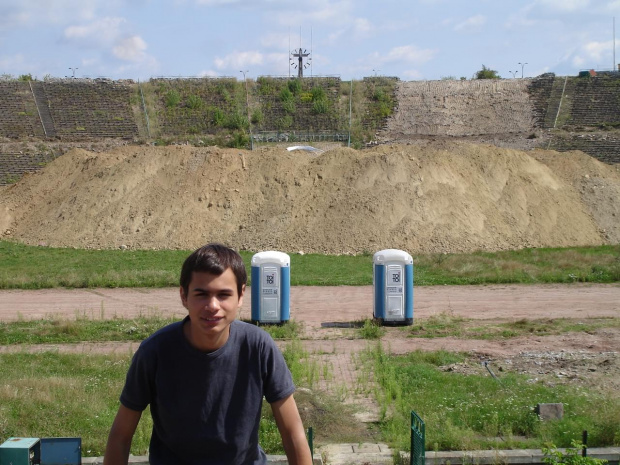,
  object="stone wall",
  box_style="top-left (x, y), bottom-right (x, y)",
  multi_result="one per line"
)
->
top-left (0, 152), bottom-right (58, 186)
top-left (379, 79), bottom-right (535, 140)
top-left (41, 79), bottom-right (138, 139)
top-left (1, 75), bottom-right (620, 174)
top-left (0, 81), bottom-right (45, 138)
